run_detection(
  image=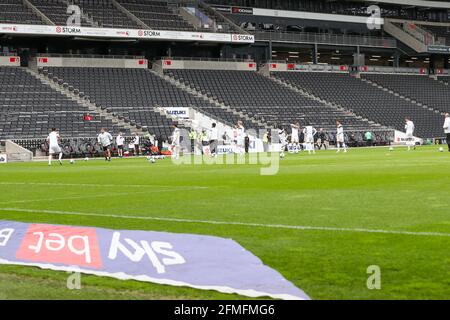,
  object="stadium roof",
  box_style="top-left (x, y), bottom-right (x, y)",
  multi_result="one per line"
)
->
top-left (353, 0), bottom-right (450, 9)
